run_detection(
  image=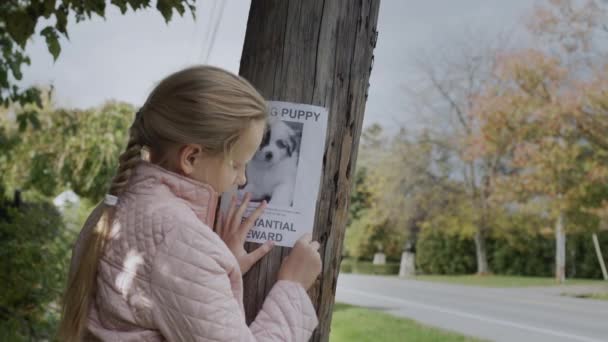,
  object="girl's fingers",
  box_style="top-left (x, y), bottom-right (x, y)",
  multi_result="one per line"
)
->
top-left (216, 212), bottom-right (224, 233)
top-left (241, 201), bottom-right (266, 235)
top-left (298, 233), bottom-right (313, 244)
top-left (225, 195), bottom-right (238, 231)
top-left (233, 193), bottom-right (251, 232)
top-left (242, 241), bottom-right (274, 274)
